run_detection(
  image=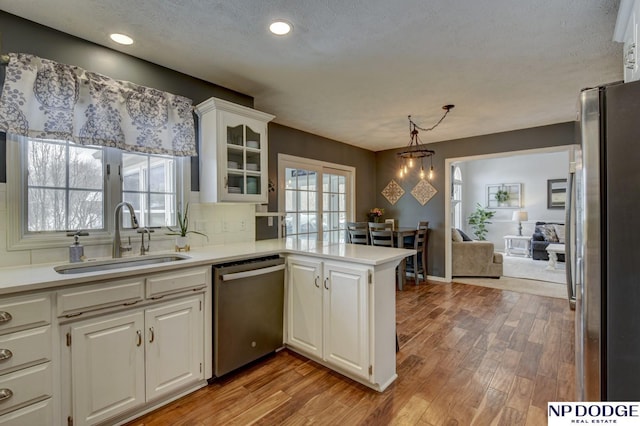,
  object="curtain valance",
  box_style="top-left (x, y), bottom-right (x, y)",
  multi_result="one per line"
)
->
top-left (0, 53), bottom-right (196, 156)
